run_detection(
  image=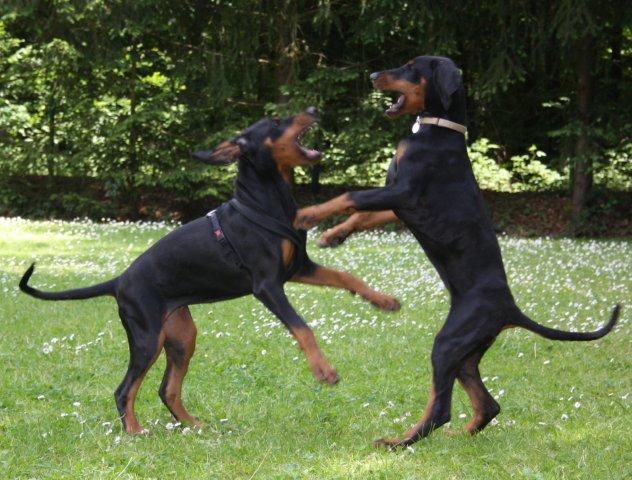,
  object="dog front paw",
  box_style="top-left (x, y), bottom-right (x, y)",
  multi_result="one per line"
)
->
top-left (317, 228), bottom-right (350, 248)
top-left (324, 368), bottom-right (340, 385)
top-left (364, 292), bottom-right (401, 312)
top-left (126, 426), bottom-right (151, 436)
top-left (373, 437), bottom-right (405, 450)
top-left (294, 206), bottom-right (321, 230)
top-left (310, 360), bottom-right (340, 385)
